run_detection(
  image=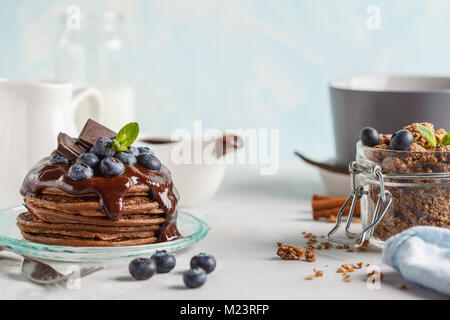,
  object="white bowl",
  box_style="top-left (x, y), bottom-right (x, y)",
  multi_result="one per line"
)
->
top-left (137, 134), bottom-right (227, 208)
top-left (318, 167), bottom-right (350, 197)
